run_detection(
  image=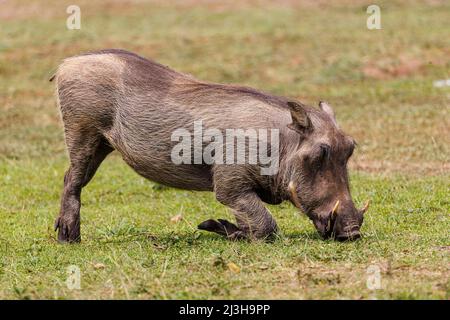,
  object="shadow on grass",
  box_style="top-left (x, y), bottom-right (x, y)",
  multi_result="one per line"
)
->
top-left (84, 228), bottom-right (327, 249)
top-left (279, 230), bottom-right (325, 241)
